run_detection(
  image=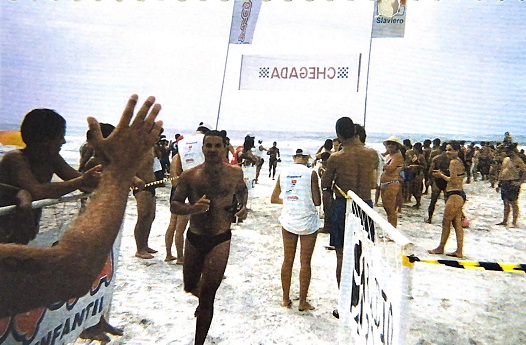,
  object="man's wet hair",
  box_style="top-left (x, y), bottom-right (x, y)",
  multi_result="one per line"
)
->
top-left (354, 124), bottom-right (366, 144)
top-left (21, 108), bottom-right (66, 145)
top-left (447, 141), bottom-right (461, 151)
top-left (87, 123), bottom-right (115, 140)
top-left (323, 139), bottom-right (333, 150)
top-left (335, 117), bottom-right (355, 140)
top-left (203, 130), bottom-right (227, 146)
